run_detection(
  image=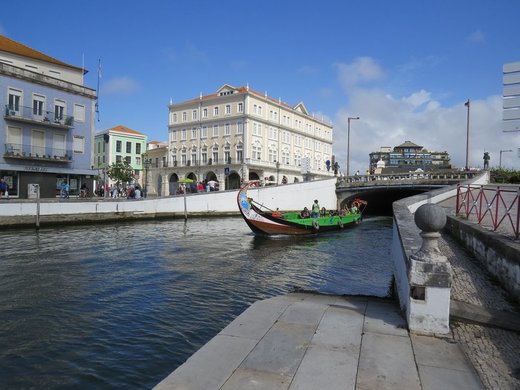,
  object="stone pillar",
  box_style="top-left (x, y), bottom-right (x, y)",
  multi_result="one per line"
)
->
top-left (408, 203), bottom-right (452, 334)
